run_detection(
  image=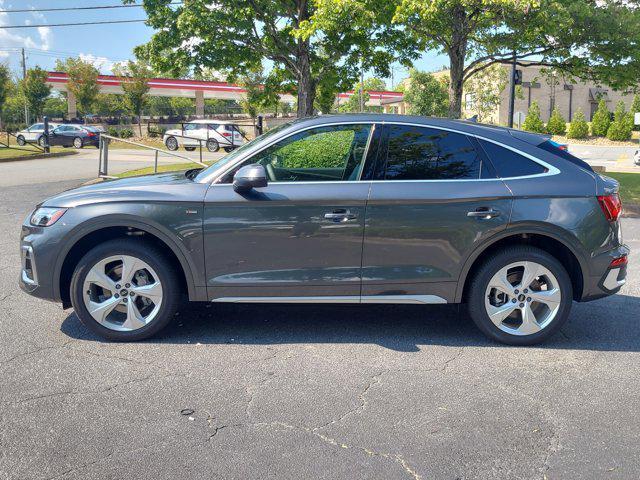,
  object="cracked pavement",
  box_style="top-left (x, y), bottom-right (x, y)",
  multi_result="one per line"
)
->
top-left (1, 159), bottom-right (640, 479)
